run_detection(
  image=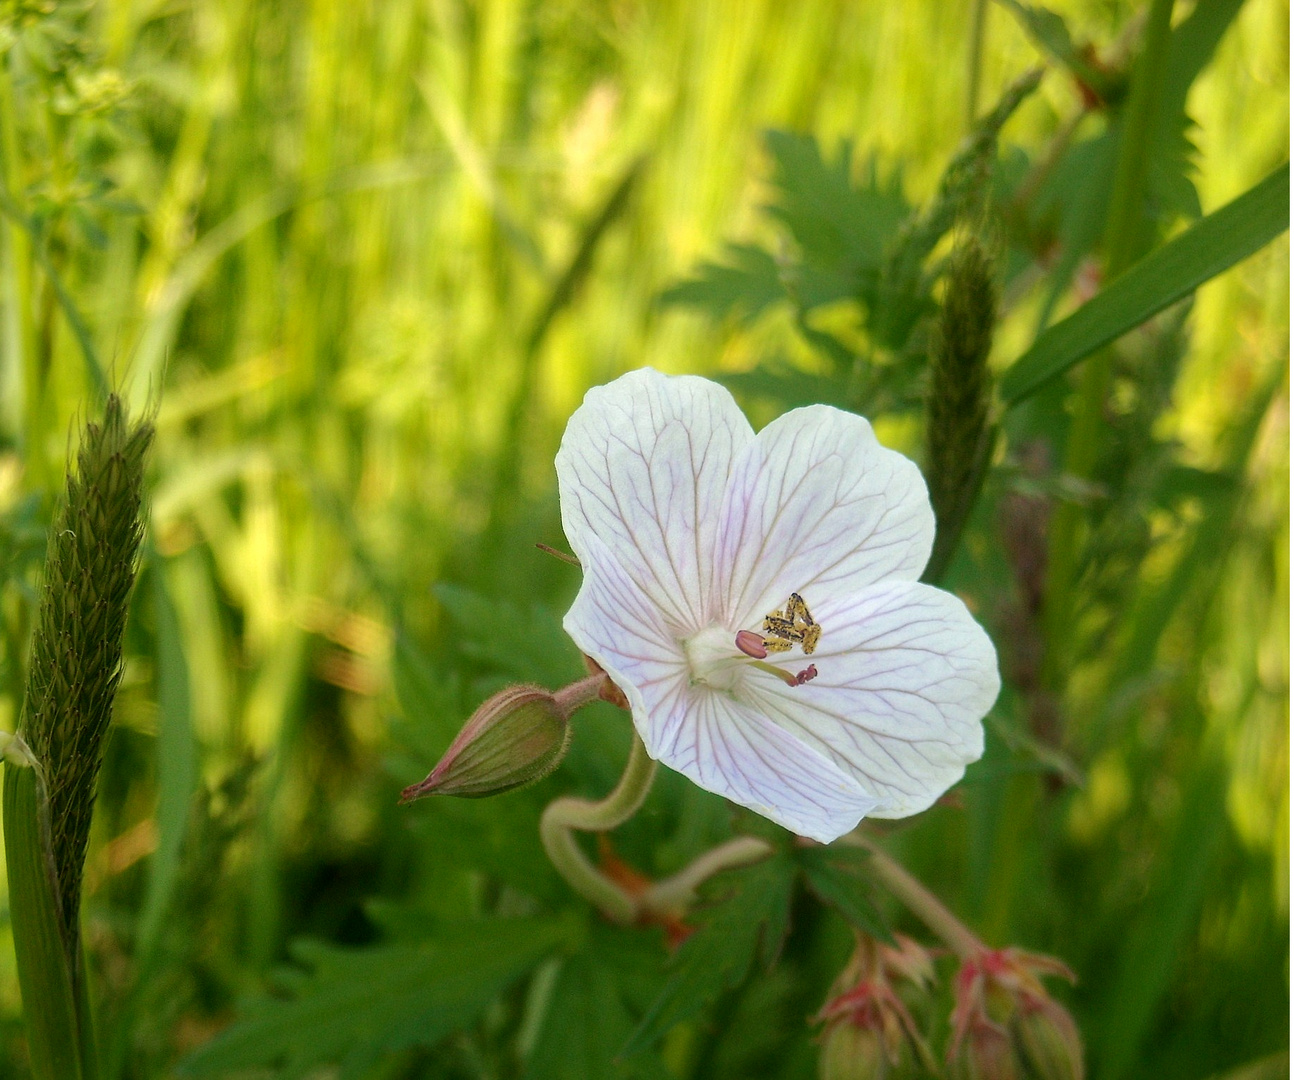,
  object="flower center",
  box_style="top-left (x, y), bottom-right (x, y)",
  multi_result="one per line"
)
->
top-left (683, 598), bottom-right (822, 692)
top-left (683, 624), bottom-right (751, 692)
